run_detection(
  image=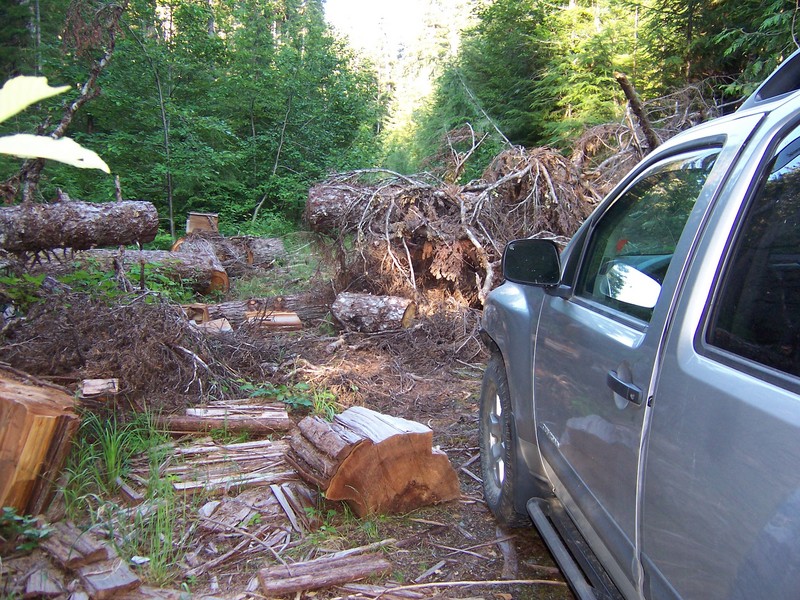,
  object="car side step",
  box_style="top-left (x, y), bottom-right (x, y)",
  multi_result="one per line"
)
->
top-left (527, 498), bottom-right (625, 600)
